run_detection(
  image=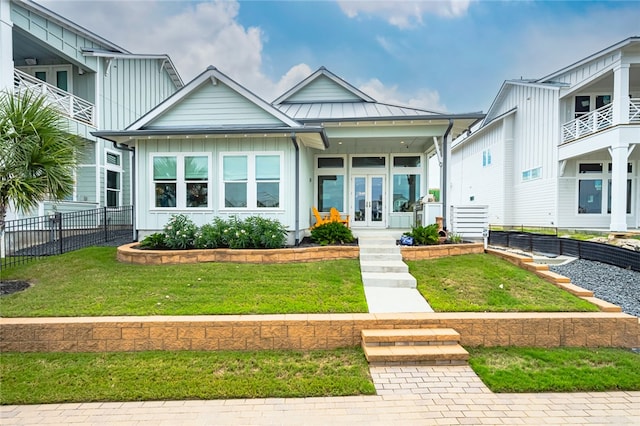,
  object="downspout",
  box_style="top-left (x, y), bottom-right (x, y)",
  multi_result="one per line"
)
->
top-left (441, 119), bottom-right (454, 231)
top-left (112, 142), bottom-right (137, 241)
top-left (290, 133), bottom-right (300, 245)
